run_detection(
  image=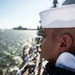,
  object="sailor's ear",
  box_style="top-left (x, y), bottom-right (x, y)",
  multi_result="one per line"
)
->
top-left (60, 34), bottom-right (72, 52)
